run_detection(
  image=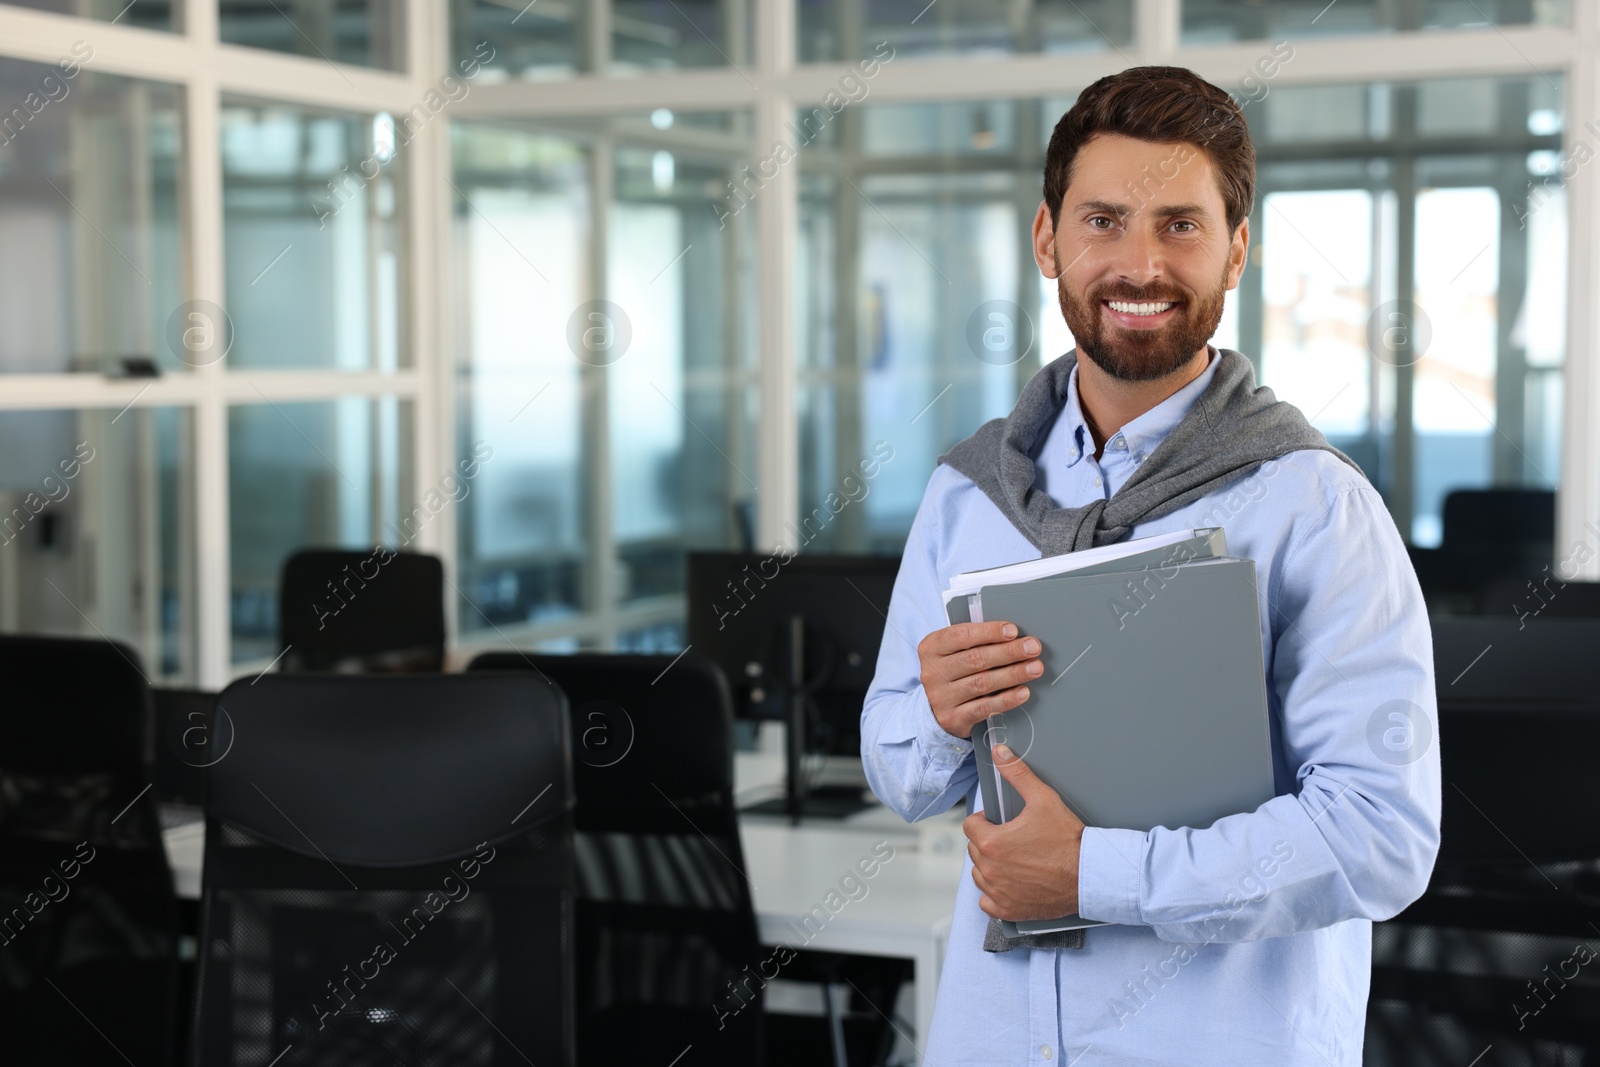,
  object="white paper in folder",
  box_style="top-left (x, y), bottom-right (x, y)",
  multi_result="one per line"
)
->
top-left (939, 527), bottom-right (1206, 623)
